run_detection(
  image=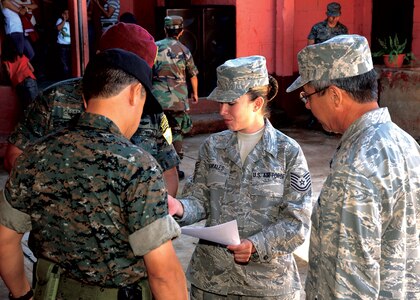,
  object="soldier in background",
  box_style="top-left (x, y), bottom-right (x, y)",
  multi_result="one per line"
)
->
top-left (286, 34), bottom-right (420, 299)
top-left (306, 2), bottom-right (348, 128)
top-left (169, 56), bottom-right (313, 299)
top-left (0, 48), bottom-right (187, 300)
top-left (4, 22), bottom-right (181, 197)
top-left (153, 15), bottom-right (199, 179)
top-left (307, 2), bottom-right (348, 45)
